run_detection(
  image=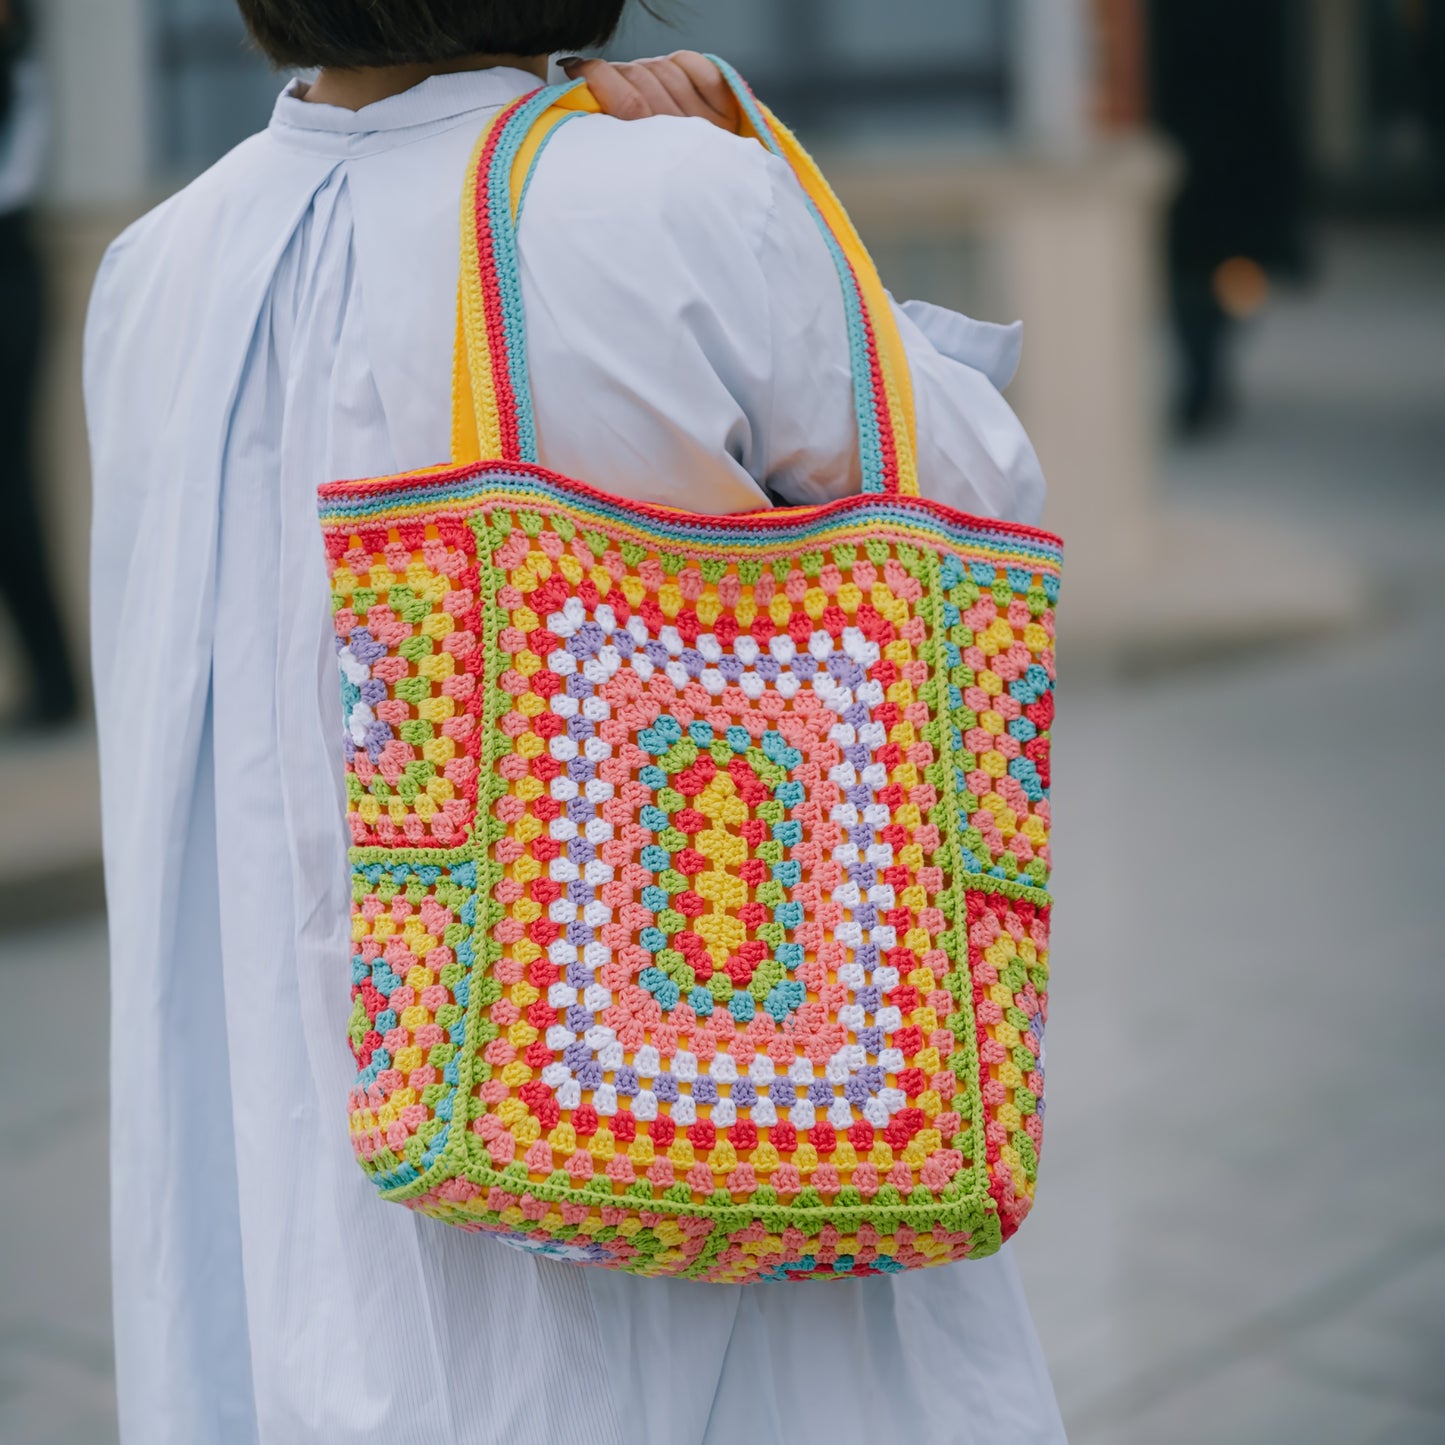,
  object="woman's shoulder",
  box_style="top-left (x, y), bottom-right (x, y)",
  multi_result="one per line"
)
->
top-left (84, 127), bottom-right (339, 419)
top-left (521, 111), bottom-right (791, 263)
top-left (93, 130), bottom-right (335, 318)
